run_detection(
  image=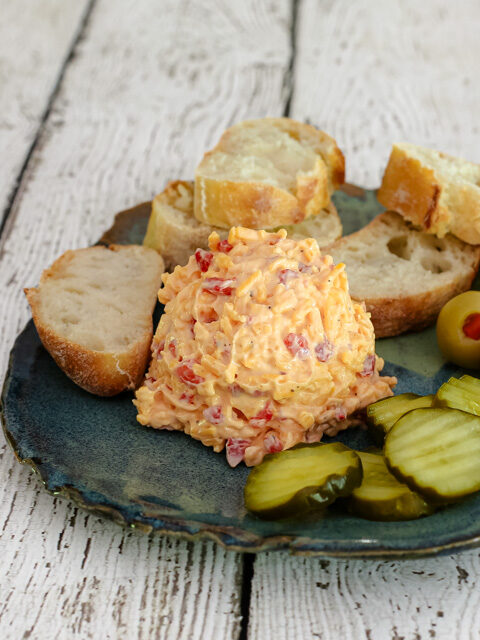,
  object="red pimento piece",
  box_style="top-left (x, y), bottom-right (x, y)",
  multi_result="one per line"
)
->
top-left (250, 404), bottom-right (274, 428)
top-left (203, 405), bottom-right (223, 425)
top-left (315, 338), bottom-right (334, 362)
top-left (264, 433), bottom-right (283, 454)
top-left (179, 392), bottom-right (195, 404)
top-left (195, 249), bottom-right (213, 272)
top-left (230, 383), bottom-right (243, 396)
top-left (189, 318), bottom-right (197, 337)
top-left (279, 269), bottom-right (298, 285)
top-left (359, 354), bottom-right (375, 377)
top-left (226, 438), bottom-right (251, 467)
top-left (177, 362), bottom-right (204, 386)
top-left (284, 333), bottom-right (310, 360)
top-left (463, 313), bottom-right (480, 340)
top-left (217, 239), bottom-right (233, 253)
top-left (335, 407), bottom-right (347, 421)
top-left (168, 340), bottom-right (177, 358)
top-left (203, 278), bottom-right (235, 296)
